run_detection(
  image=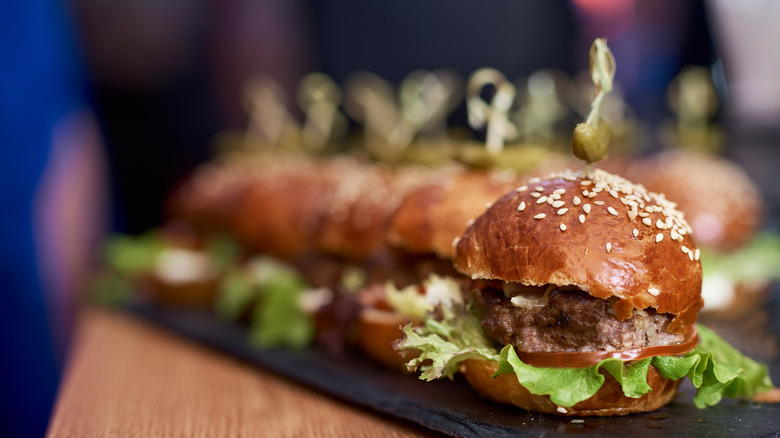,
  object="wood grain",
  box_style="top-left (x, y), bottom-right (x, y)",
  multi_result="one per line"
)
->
top-left (47, 307), bottom-right (437, 437)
